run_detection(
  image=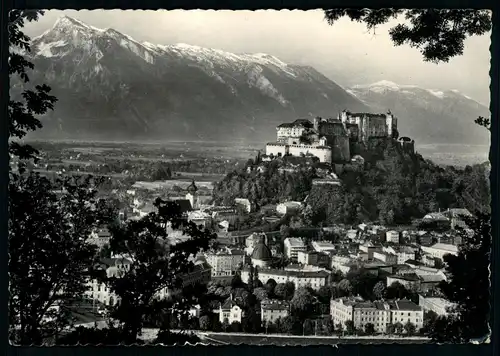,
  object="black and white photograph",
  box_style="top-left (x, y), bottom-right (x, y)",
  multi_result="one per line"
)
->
top-left (7, 8), bottom-right (493, 345)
